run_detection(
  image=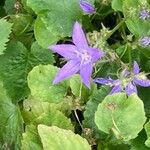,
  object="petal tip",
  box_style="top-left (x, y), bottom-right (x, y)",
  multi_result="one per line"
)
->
top-left (53, 76), bottom-right (60, 85)
top-left (48, 45), bottom-right (55, 50)
top-left (74, 21), bottom-right (81, 29)
top-left (133, 61), bottom-right (140, 75)
top-left (85, 82), bottom-right (91, 89)
top-left (52, 79), bottom-right (57, 85)
top-left (100, 50), bottom-right (105, 57)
